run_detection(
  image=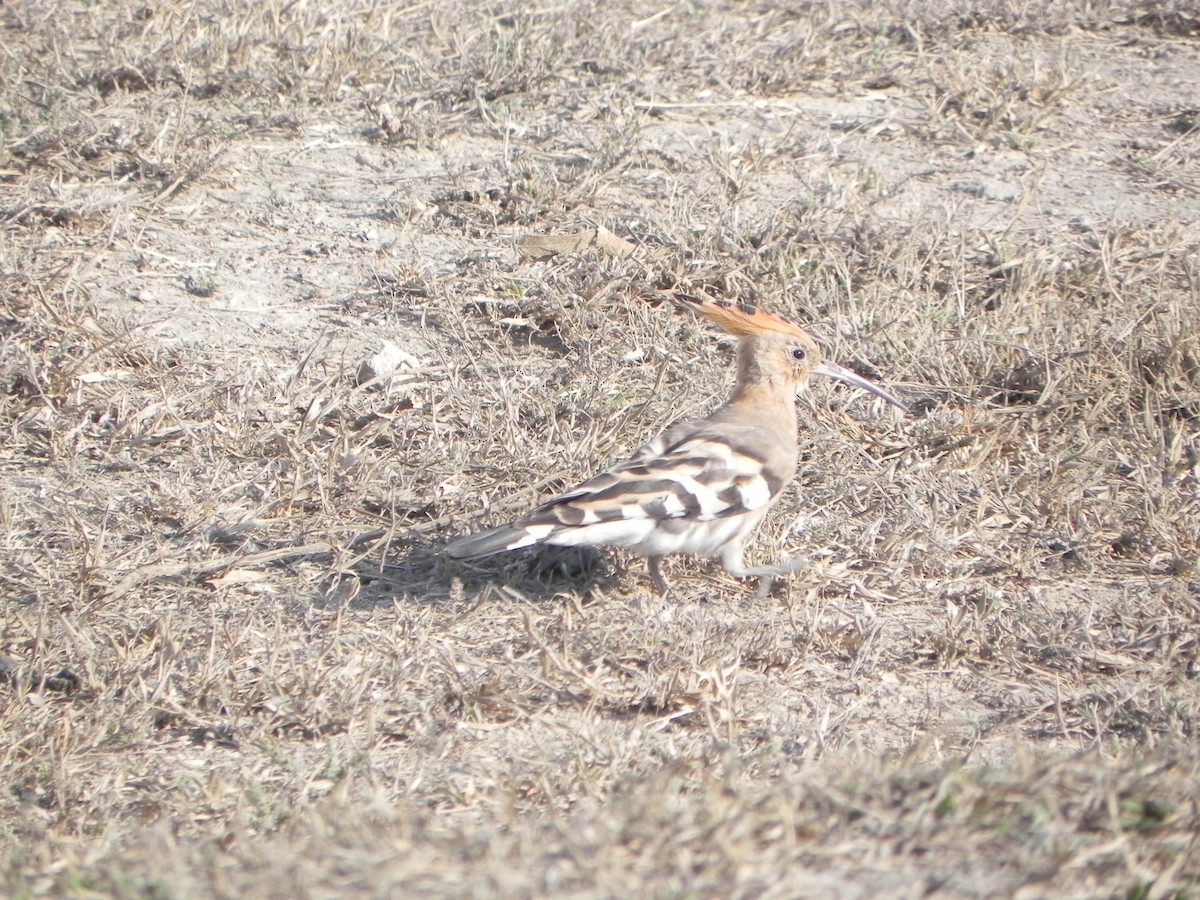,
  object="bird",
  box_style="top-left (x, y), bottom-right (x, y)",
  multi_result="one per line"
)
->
top-left (444, 292), bottom-right (906, 594)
